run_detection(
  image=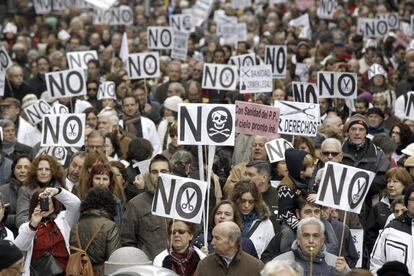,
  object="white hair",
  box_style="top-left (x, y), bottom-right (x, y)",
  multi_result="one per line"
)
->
top-left (261, 259), bottom-right (304, 276)
top-left (320, 138), bottom-right (342, 152)
top-left (98, 109), bottom-right (119, 127)
top-left (297, 217), bottom-right (325, 239)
